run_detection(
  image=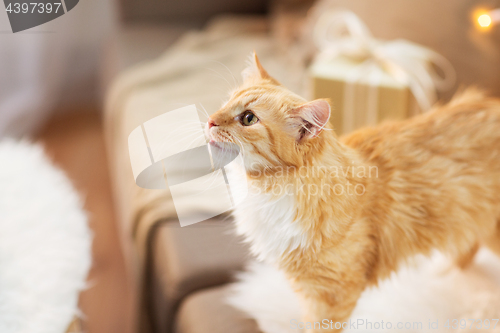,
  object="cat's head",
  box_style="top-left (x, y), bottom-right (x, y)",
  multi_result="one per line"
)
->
top-left (206, 53), bottom-right (331, 173)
